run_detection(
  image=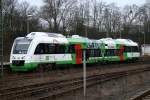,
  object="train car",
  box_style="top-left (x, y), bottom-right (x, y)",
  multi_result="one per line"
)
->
top-left (67, 35), bottom-right (102, 64)
top-left (67, 35), bottom-right (88, 64)
top-left (10, 32), bottom-right (140, 71)
top-left (10, 32), bottom-right (71, 71)
top-left (99, 38), bottom-right (140, 62)
top-left (115, 39), bottom-right (140, 61)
